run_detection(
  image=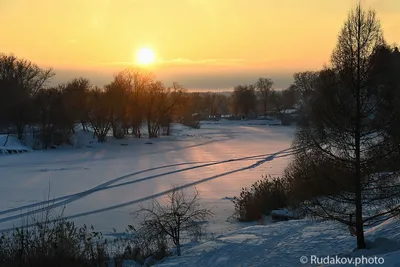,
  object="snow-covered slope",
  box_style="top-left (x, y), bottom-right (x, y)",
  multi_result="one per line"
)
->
top-left (0, 134), bottom-right (32, 154)
top-left (157, 218), bottom-right (400, 267)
